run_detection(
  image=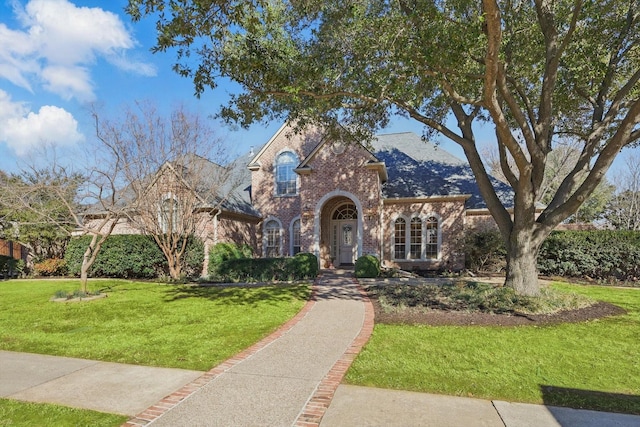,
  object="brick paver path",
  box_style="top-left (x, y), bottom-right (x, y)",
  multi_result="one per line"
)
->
top-left (124, 270), bottom-right (373, 427)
